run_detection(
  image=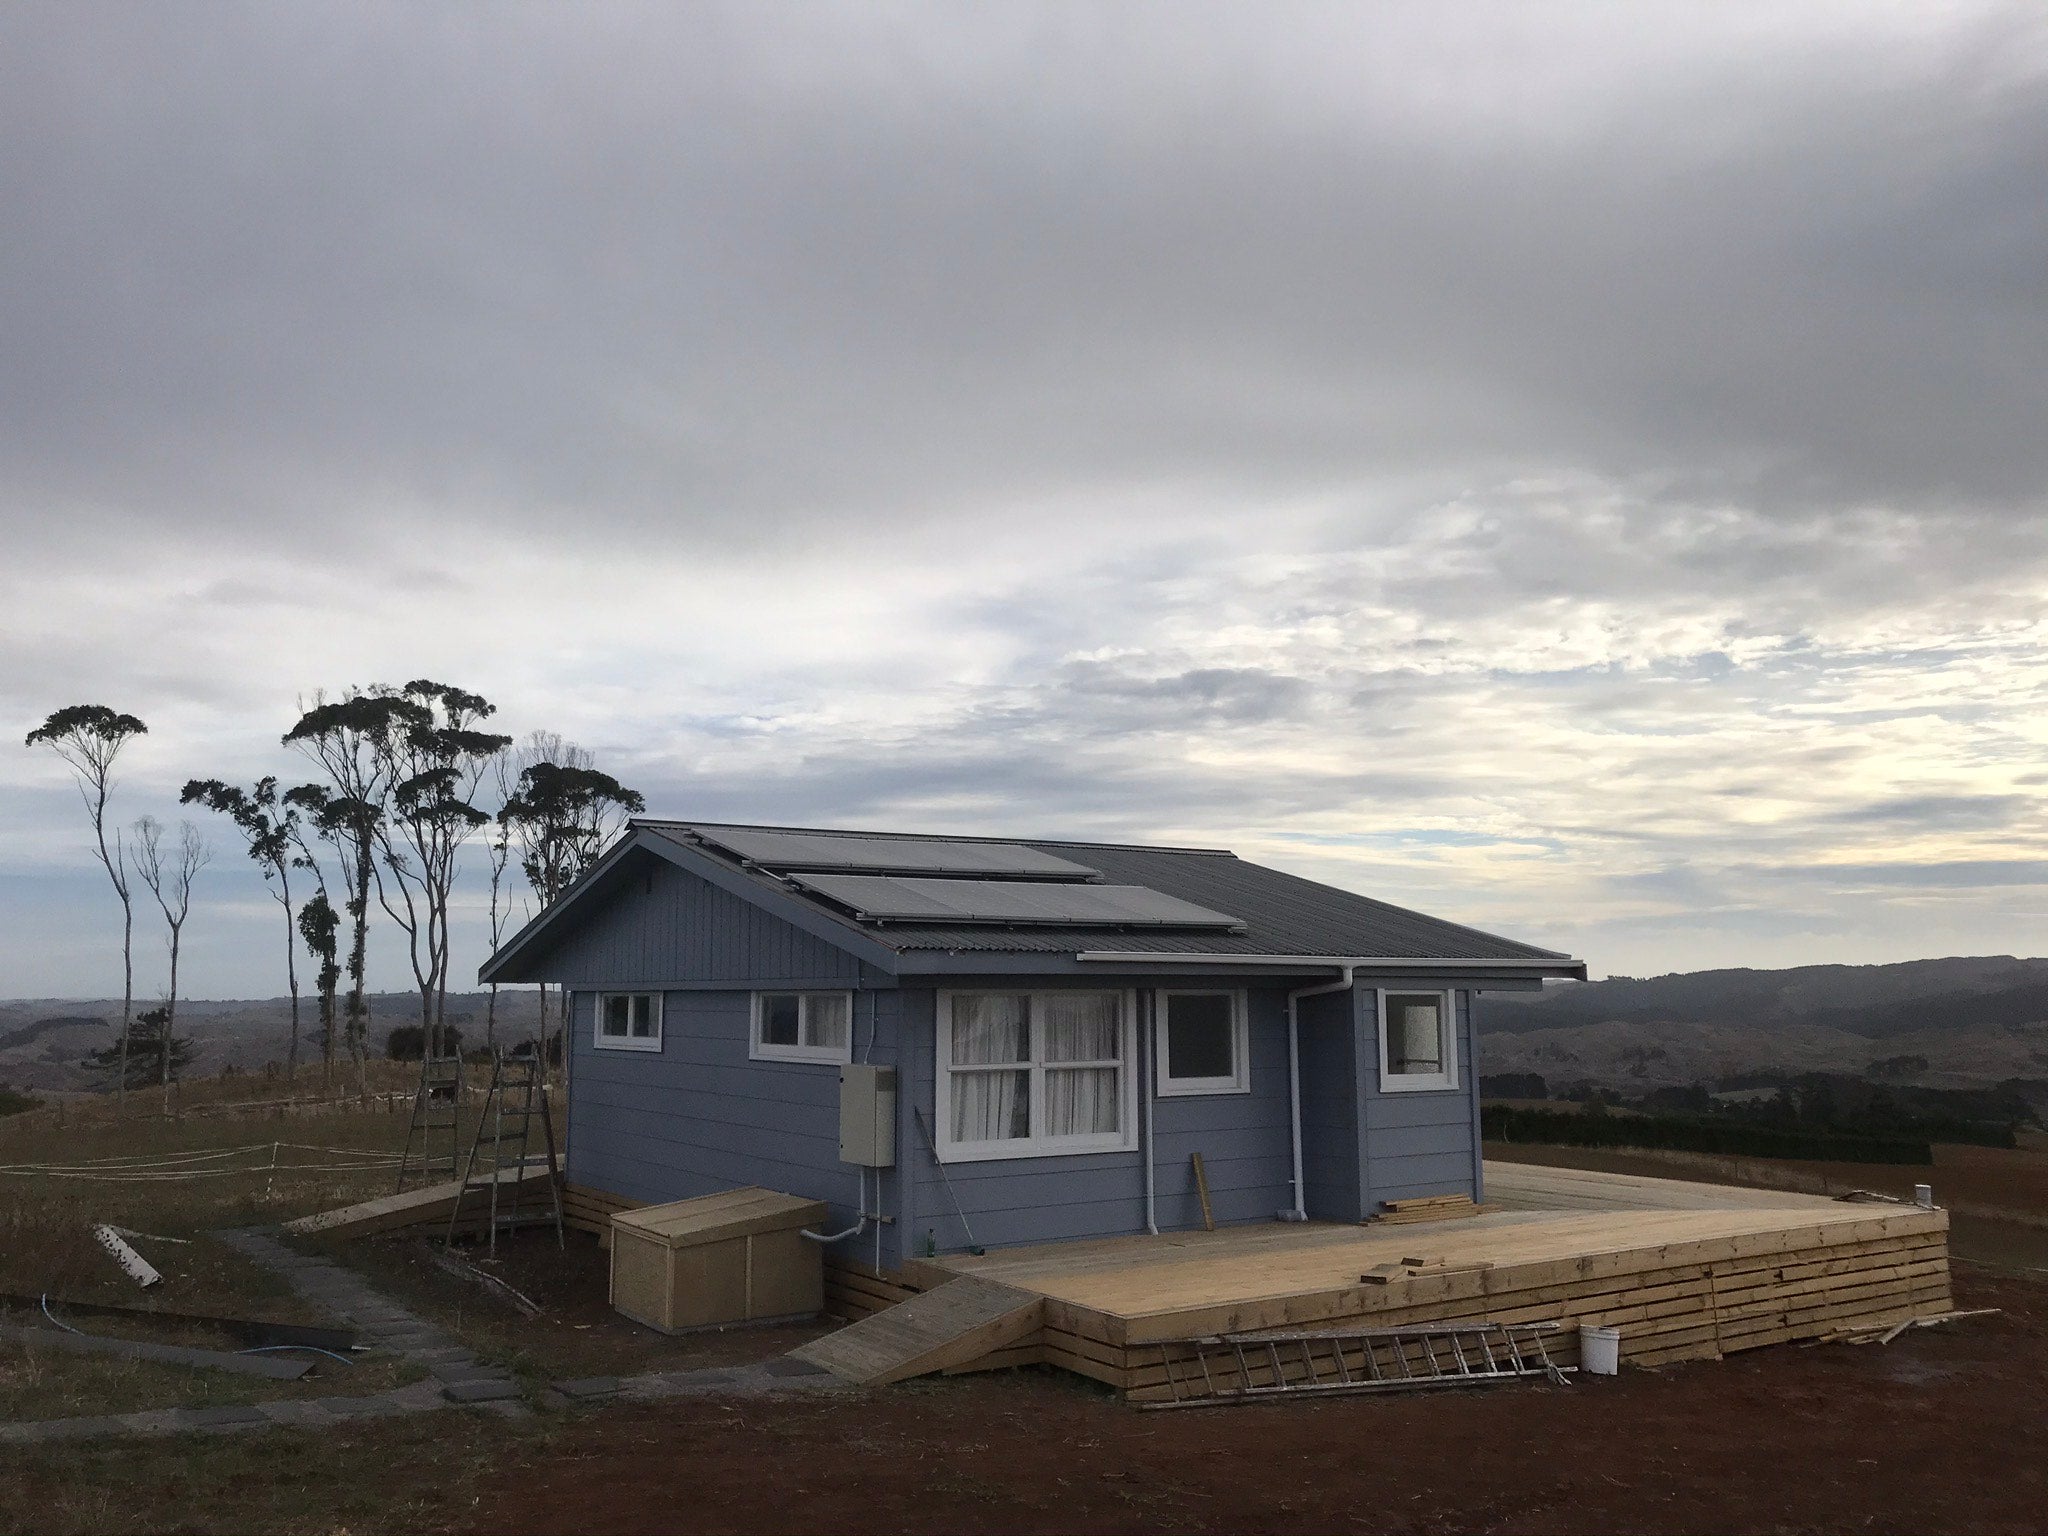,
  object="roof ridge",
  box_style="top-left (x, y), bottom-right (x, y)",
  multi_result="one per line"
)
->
top-left (632, 817), bottom-right (1238, 857)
